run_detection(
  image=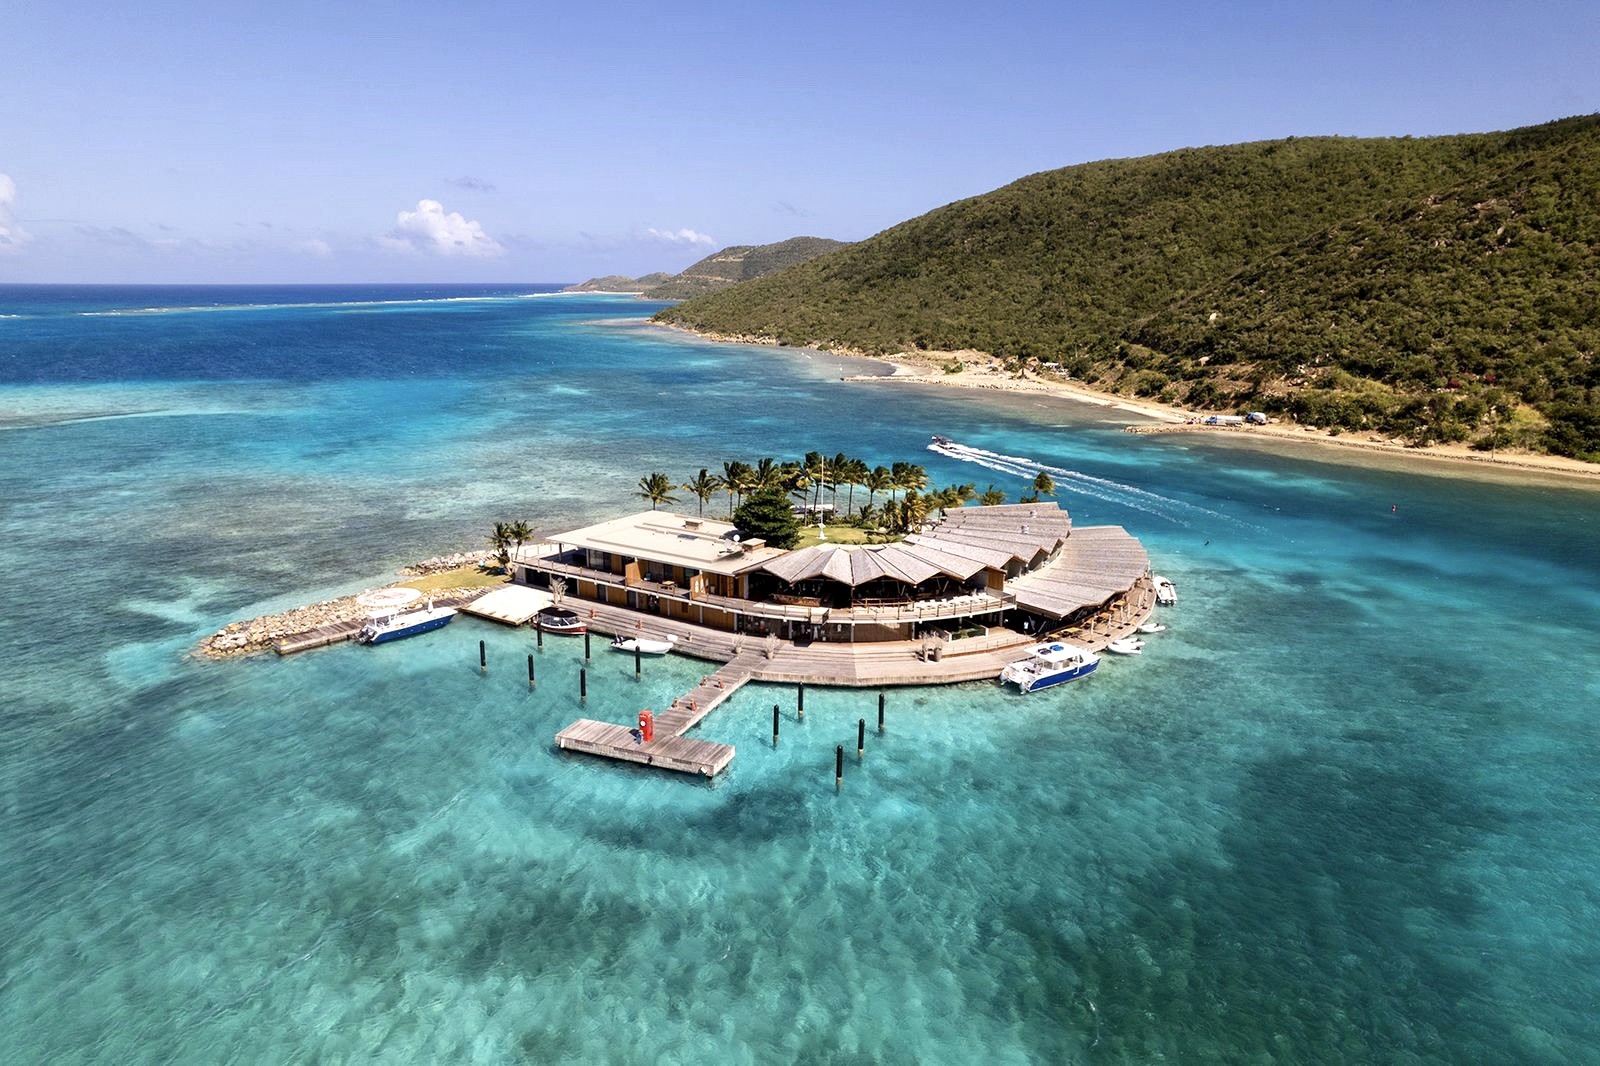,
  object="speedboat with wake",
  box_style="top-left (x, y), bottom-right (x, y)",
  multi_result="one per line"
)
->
top-left (999, 642), bottom-right (1099, 693)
